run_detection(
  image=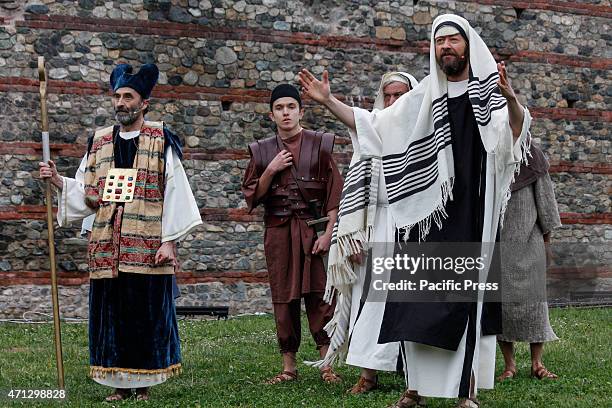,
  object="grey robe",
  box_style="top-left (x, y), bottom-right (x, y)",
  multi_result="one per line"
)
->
top-left (498, 172), bottom-right (561, 343)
